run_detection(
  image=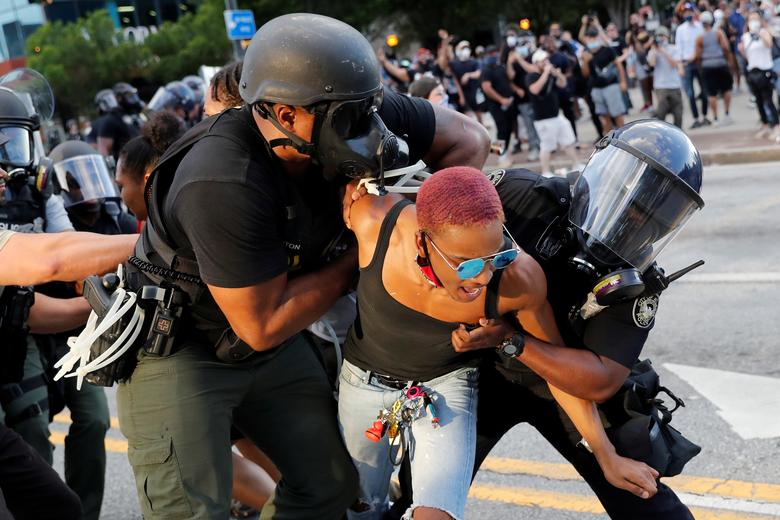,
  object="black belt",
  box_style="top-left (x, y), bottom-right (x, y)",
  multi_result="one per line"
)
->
top-left (370, 372), bottom-right (417, 390)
